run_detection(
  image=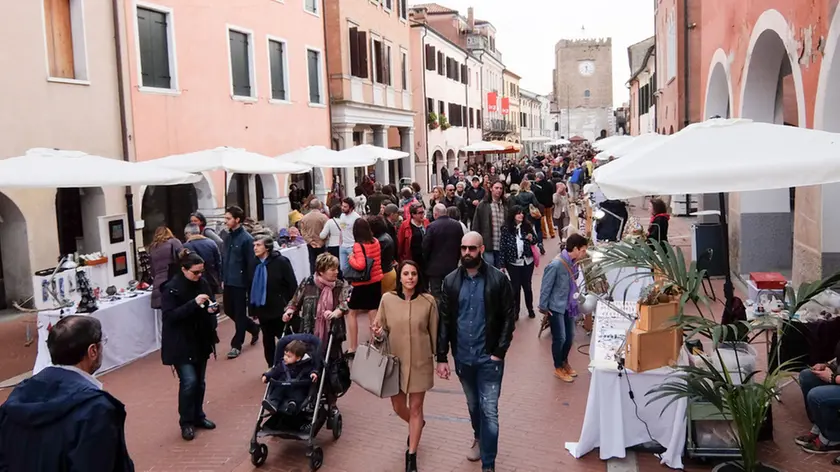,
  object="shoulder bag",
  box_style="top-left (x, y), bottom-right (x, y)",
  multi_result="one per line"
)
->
top-left (343, 242), bottom-right (373, 283)
top-left (350, 334), bottom-right (400, 398)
